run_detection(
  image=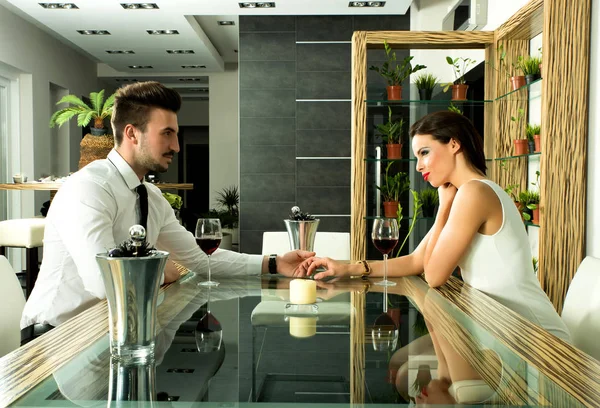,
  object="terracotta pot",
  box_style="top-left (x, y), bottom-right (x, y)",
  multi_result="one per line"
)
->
top-left (386, 85), bottom-right (402, 101)
top-left (383, 201), bottom-right (399, 218)
top-left (510, 75), bottom-right (526, 91)
top-left (386, 143), bottom-right (402, 159)
top-left (451, 84), bottom-right (468, 101)
top-left (532, 208), bottom-right (540, 224)
top-left (79, 134), bottom-right (114, 169)
top-left (534, 134), bottom-right (541, 152)
top-left (513, 139), bottom-right (528, 156)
